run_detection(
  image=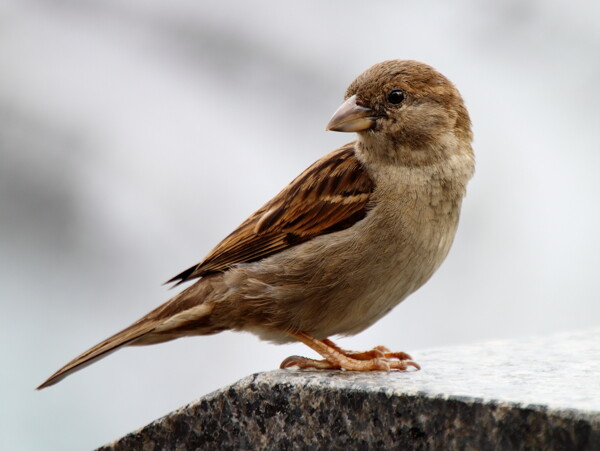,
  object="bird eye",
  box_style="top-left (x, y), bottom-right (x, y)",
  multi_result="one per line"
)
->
top-left (387, 90), bottom-right (405, 105)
